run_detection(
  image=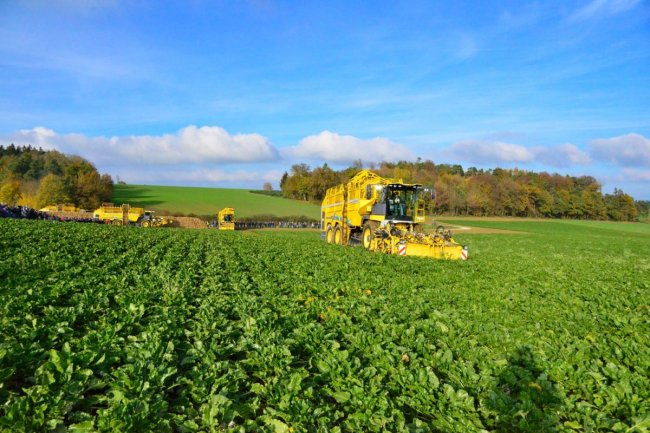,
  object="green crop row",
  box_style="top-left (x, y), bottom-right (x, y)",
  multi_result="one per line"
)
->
top-left (0, 219), bottom-right (648, 432)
